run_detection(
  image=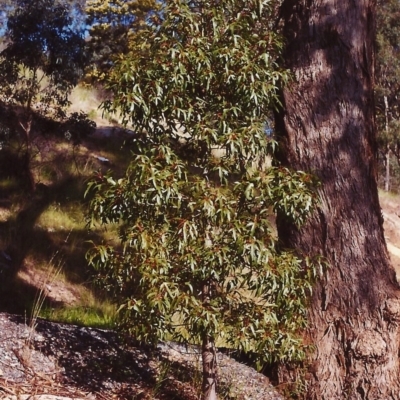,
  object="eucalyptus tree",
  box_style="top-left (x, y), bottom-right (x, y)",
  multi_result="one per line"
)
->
top-left (0, 1), bottom-right (12, 36)
top-left (0, 0), bottom-right (87, 190)
top-left (86, 1), bottom-right (321, 399)
top-left (85, 0), bottom-right (160, 83)
top-left (275, 0), bottom-right (400, 397)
